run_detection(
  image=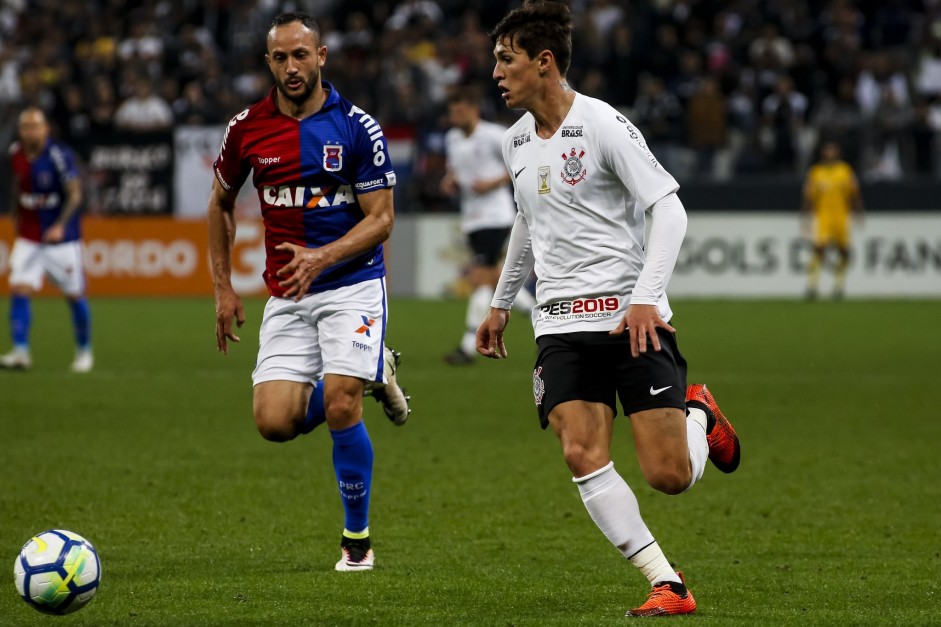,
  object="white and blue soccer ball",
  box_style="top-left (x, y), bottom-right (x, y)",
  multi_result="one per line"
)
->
top-left (13, 529), bottom-right (101, 615)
